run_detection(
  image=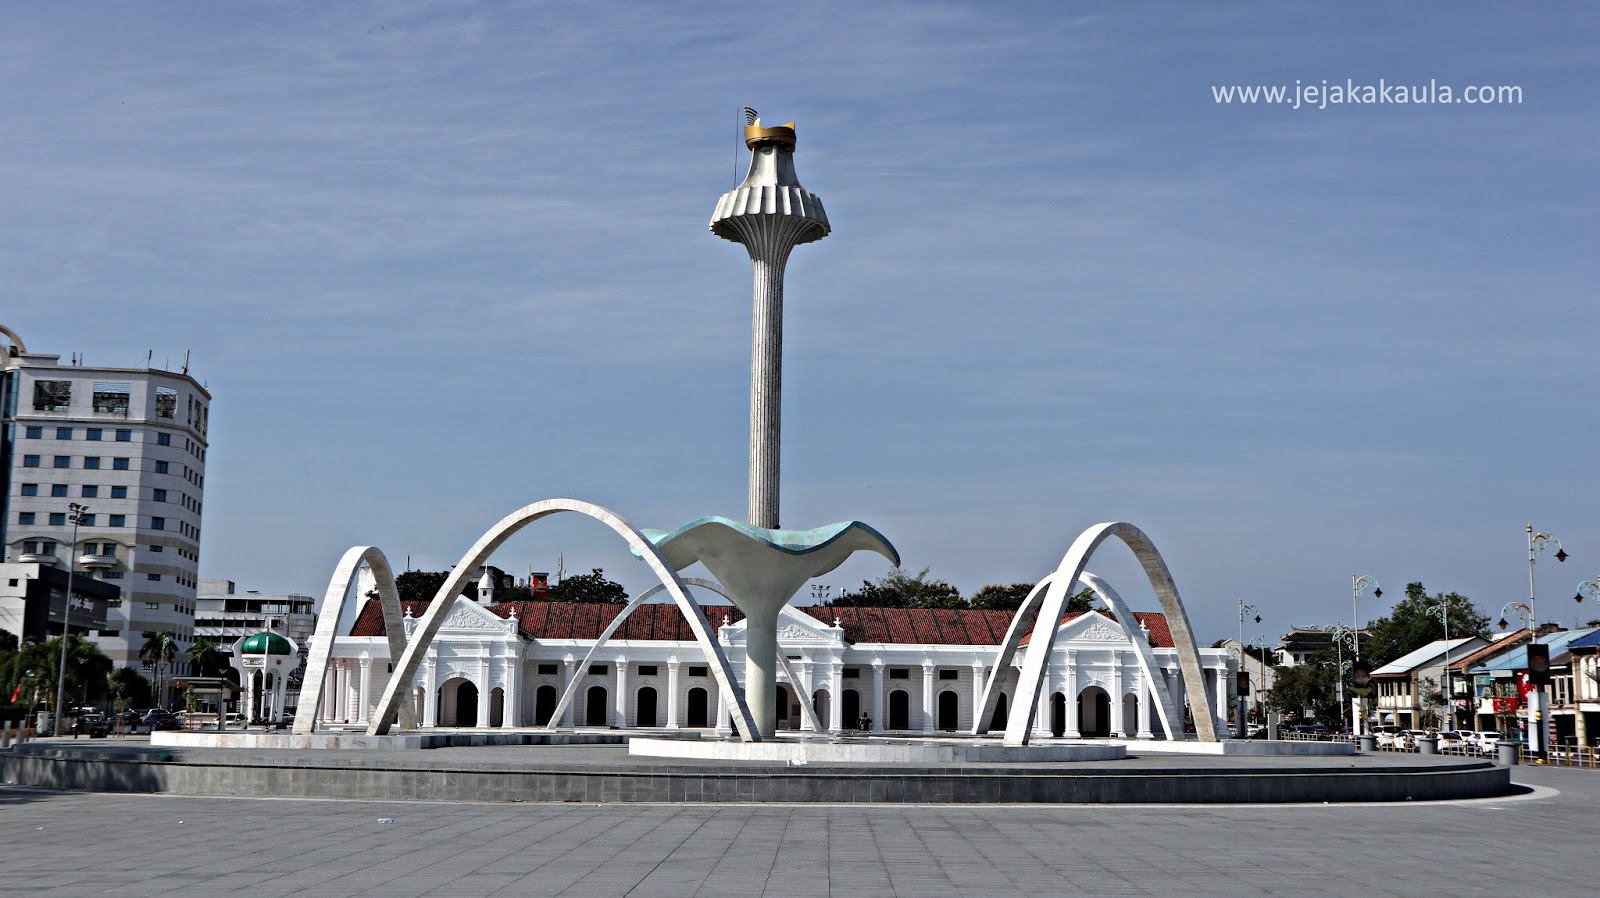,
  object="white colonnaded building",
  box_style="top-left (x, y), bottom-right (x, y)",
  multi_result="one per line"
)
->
top-left (314, 582), bottom-right (1236, 739)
